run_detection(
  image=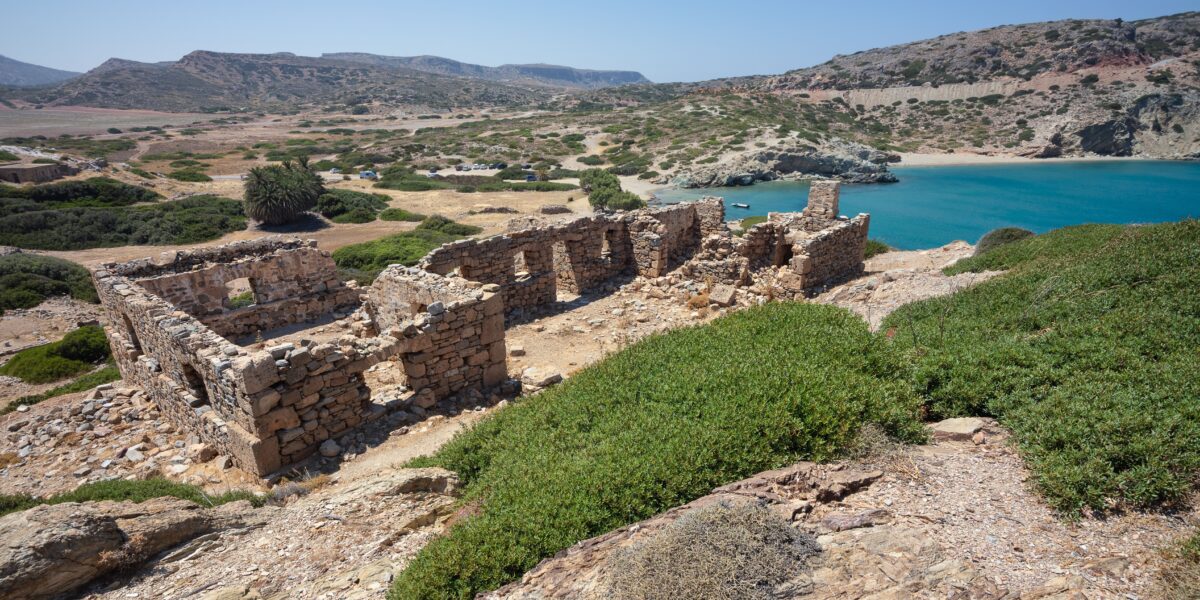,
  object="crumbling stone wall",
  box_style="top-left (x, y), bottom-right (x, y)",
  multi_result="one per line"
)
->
top-left (95, 238), bottom-right (390, 475)
top-left (420, 200), bottom-right (725, 313)
top-left (366, 268), bottom-right (507, 400)
top-left (132, 239), bottom-right (358, 341)
top-left (786, 215), bottom-right (871, 291)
